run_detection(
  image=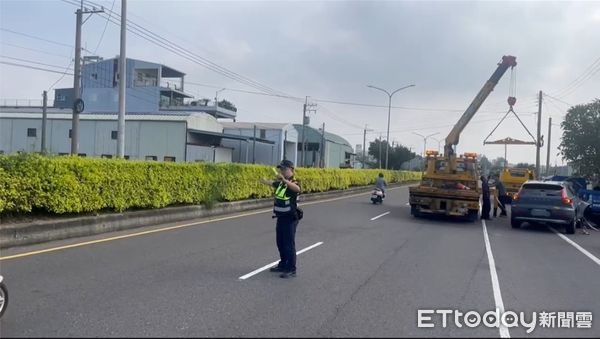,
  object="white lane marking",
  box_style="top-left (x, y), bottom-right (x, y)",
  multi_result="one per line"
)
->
top-left (2, 185), bottom-right (412, 261)
top-left (482, 220), bottom-right (511, 338)
top-left (238, 242), bottom-right (324, 280)
top-left (549, 227), bottom-right (600, 267)
top-left (370, 211), bottom-right (391, 221)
